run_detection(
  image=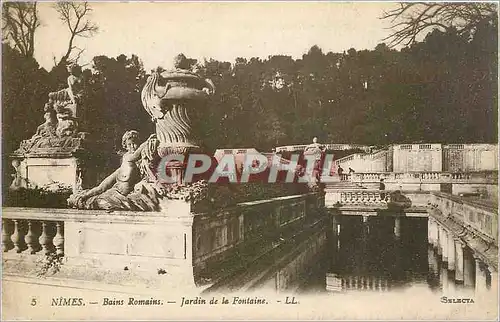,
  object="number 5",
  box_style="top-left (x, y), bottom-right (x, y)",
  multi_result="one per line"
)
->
top-left (31, 298), bottom-right (37, 306)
